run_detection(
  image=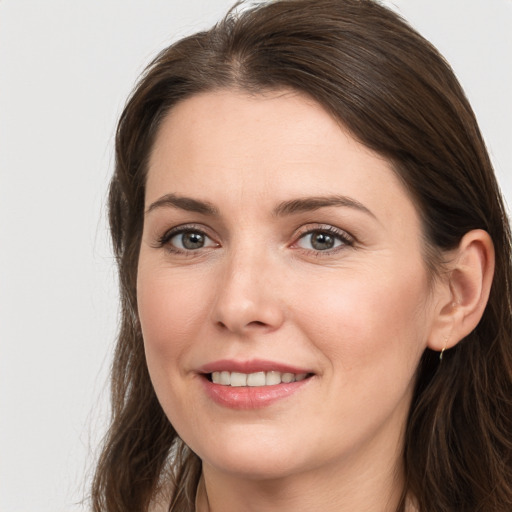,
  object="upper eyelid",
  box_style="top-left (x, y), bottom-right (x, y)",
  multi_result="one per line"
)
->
top-left (292, 224), bottom-right (354, 241)
top-left (160, 223), bottom-right (213, 240)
